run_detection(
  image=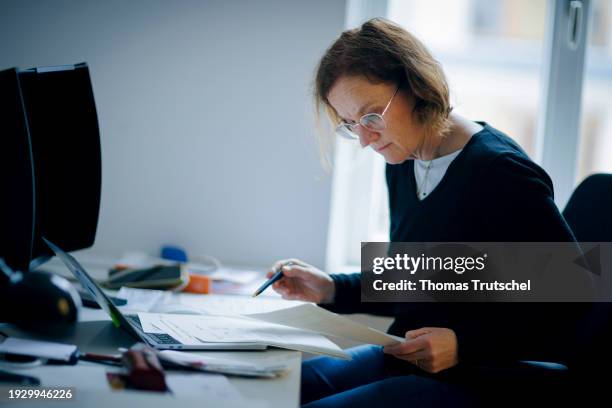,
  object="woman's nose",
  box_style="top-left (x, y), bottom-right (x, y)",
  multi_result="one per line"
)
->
top-left (355, 126), bottom-right (380, 148)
